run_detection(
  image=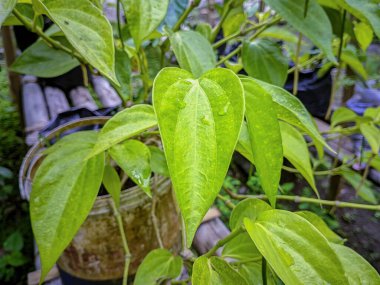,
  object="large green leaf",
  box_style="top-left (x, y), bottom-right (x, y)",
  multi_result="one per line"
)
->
top-left (244, 210), bottom-right (348, 285)
top-left (134, 249), bottom-right (183, 285)
top-left (170, 30), bottom-right (216, 78)
top-left (360, 122), bottom-right (380, 154)
top-left (192, 256), bottom-right (248, 285)
top-left (0, 0), bottom-right (16, 26)
top-left (122, 0), bottom-right (169, 49)
top-left (241, 77), bottom-right (330, 156)
top-left (153, 67), bottom-right (244, 245)
top-left (109, 139), bottom-right (152, 196)
top-left (229, 198), bottom-right (272, 230)
top-left (296, 211), bottom-right (344, 244)
top-left (243, 79), bottom-right (283, 205)
top-left (11, 38), bottom-right (79, 77)
top-left (280, 122), bottom-right (317, 194)
top-left (31, 131), bottom-right (105, 283)
top-left (89, 104), bottom-right (157, 157)
top-left (102, 164), bottom-right (121, 208)
top-left (263, 0), bottom-right (336, 63)
top-left (242, 39), bottom-right (288, 86)
top-left (41, 0), bottom-right (117, 84)
top-left (330, 243), bottom-right (380, 284)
